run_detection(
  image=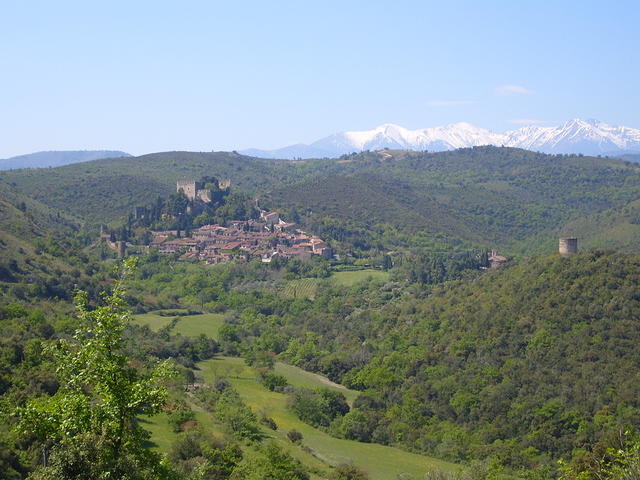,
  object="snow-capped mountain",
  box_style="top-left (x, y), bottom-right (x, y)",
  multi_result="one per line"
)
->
top-left (241, 119), bottom-right (640, 159)
top-left (503, 119), bottom-right (640, 154)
